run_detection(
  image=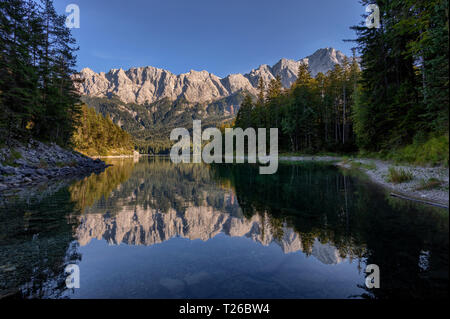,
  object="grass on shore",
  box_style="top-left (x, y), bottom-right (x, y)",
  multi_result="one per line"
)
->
top-left (387, 167), bottom-right (414, 184)
top-left (281, 135), bottom-right (448, 167)
top-left (359, 135), bottom-right (449, 167)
